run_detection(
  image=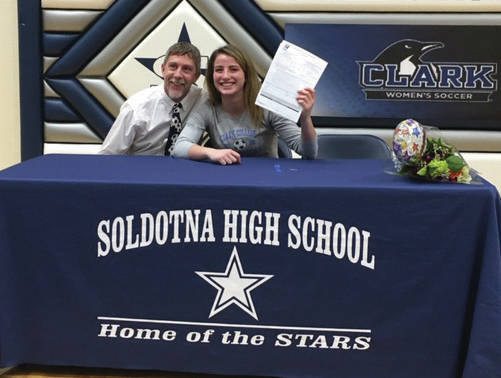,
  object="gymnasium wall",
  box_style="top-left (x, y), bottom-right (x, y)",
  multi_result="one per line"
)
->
top-left (3, 0), bottom-right (501, 188)
top-left (0, 1), bottom-right (20, 171)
